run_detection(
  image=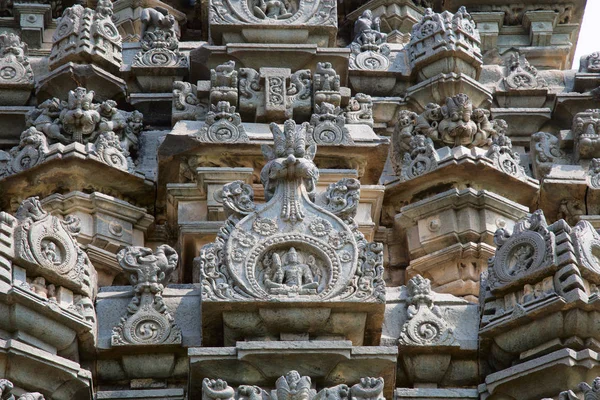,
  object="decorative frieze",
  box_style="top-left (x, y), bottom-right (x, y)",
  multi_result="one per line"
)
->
top-left (208, 0), bottom-right (338, 46)
top-left (112, 245), bottom-right (182, 346)
top-left (201, 371), bottom-right (385, 400)
top-left (13, 87), bottom-right (144, 174)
